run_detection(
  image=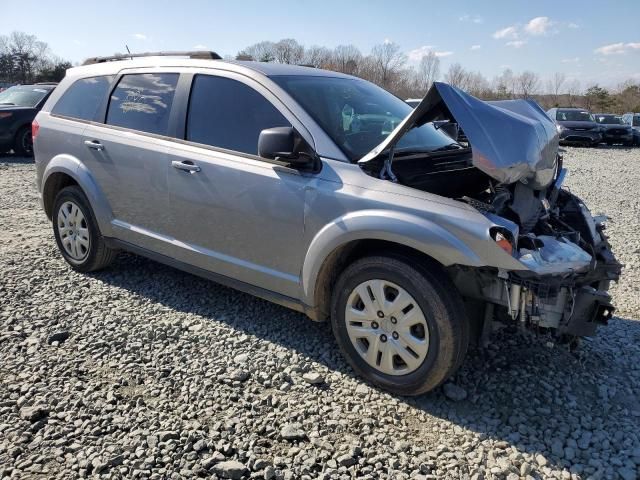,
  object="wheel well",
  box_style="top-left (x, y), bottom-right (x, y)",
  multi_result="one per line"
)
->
top-left (43, 173), bottom-right (78, 219)
top-left (312, 239), bottom-right (443, 321)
